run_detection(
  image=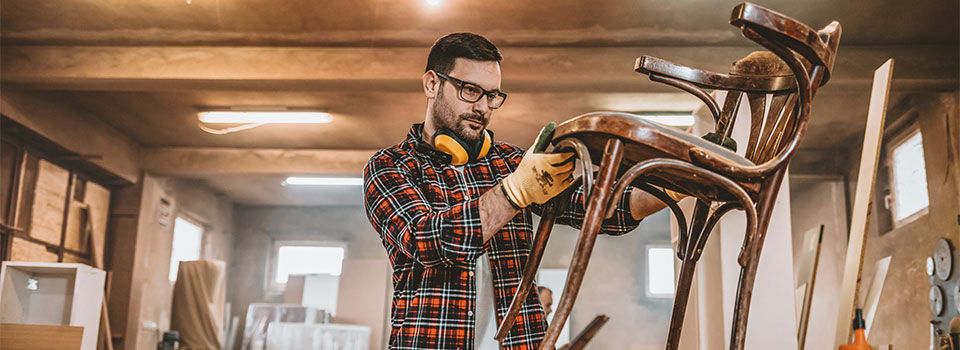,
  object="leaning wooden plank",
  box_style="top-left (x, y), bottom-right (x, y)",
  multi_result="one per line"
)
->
top-left (834, 59), bottom-right (894, 347)
top-left (83, 205), bottom-right (114, 350)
